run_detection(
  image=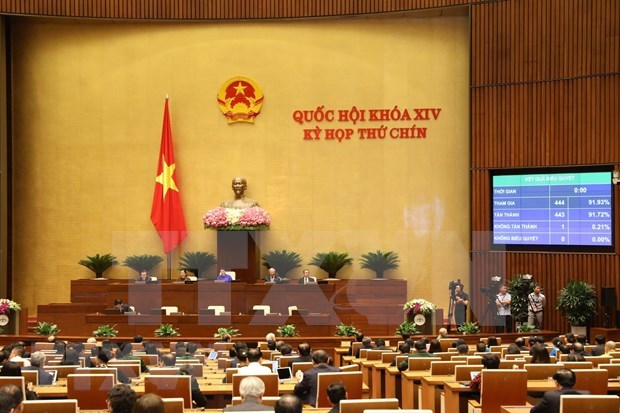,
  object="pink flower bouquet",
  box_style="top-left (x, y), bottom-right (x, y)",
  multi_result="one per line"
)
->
top-left (203, 207), bottom-right (270, 230)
